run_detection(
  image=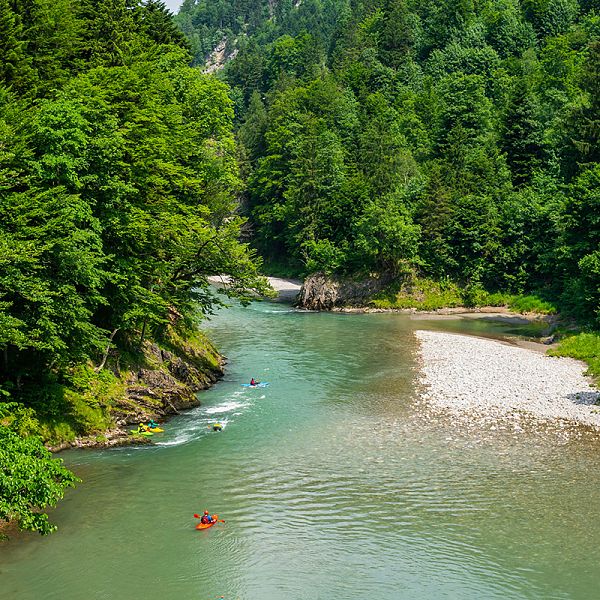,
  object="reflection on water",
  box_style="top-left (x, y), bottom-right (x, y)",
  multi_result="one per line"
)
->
top-left (1, 303), bottom-right (599, 600)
